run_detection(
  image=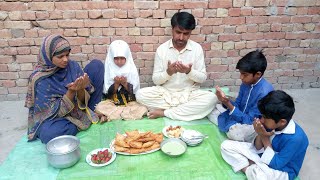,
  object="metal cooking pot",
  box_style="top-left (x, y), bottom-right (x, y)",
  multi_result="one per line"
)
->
top-left (46, 135), bottom-right (81, 169)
